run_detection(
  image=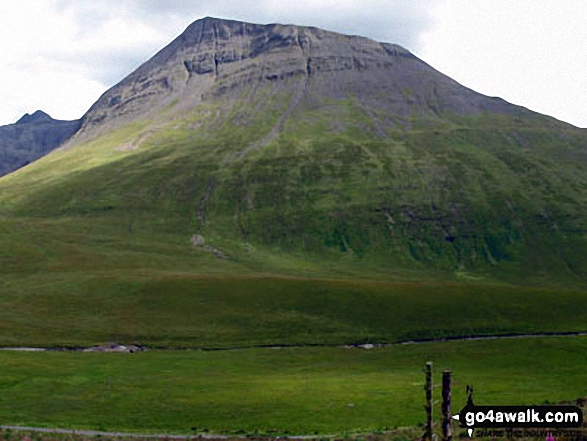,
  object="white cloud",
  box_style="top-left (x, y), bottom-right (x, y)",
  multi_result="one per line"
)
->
top-left (419, 0), bottom-right (587, 128)
top-left (61, 0), bottom-right (437, 49)
top-left (0, 0), bottom-right (169, 124)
